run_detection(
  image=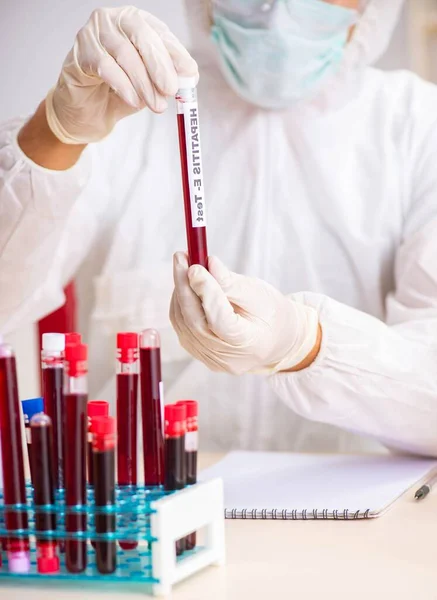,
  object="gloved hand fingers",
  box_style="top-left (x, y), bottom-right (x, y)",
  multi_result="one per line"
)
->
top-left (173, 252), bottom-right (207, 330)
top-left (188, 264), bottom-right (254, 345)
top-left (101, 17), bottom-right (168, 112)
top-left (75, 32), bottom-right (141, 109)
top-left (209, 255), bottom-right (276, 319)
top-left (121, 9), bottom-right (181, 101)
top-left (170, 289), bottom-right (226, 372)
top-left (142, 12), bottom-right (199, 80)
